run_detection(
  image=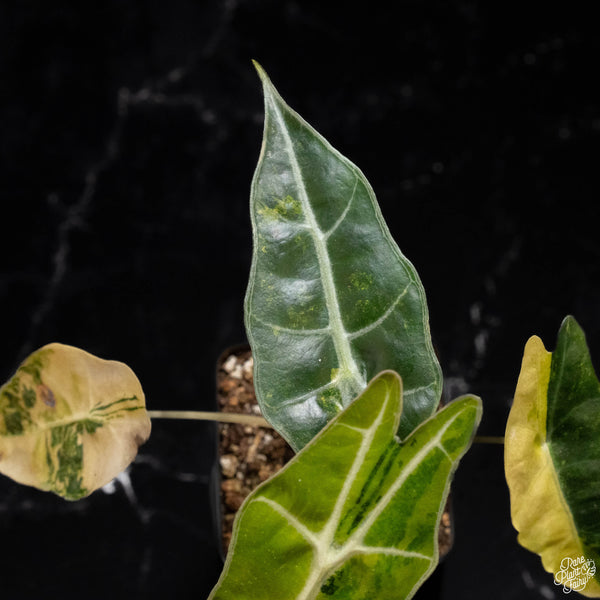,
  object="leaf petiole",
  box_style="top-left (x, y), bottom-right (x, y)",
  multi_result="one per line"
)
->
top-left (474, 435), bottom-right (505, 445)
top-left (147, 410), bottom-right (271, 428)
